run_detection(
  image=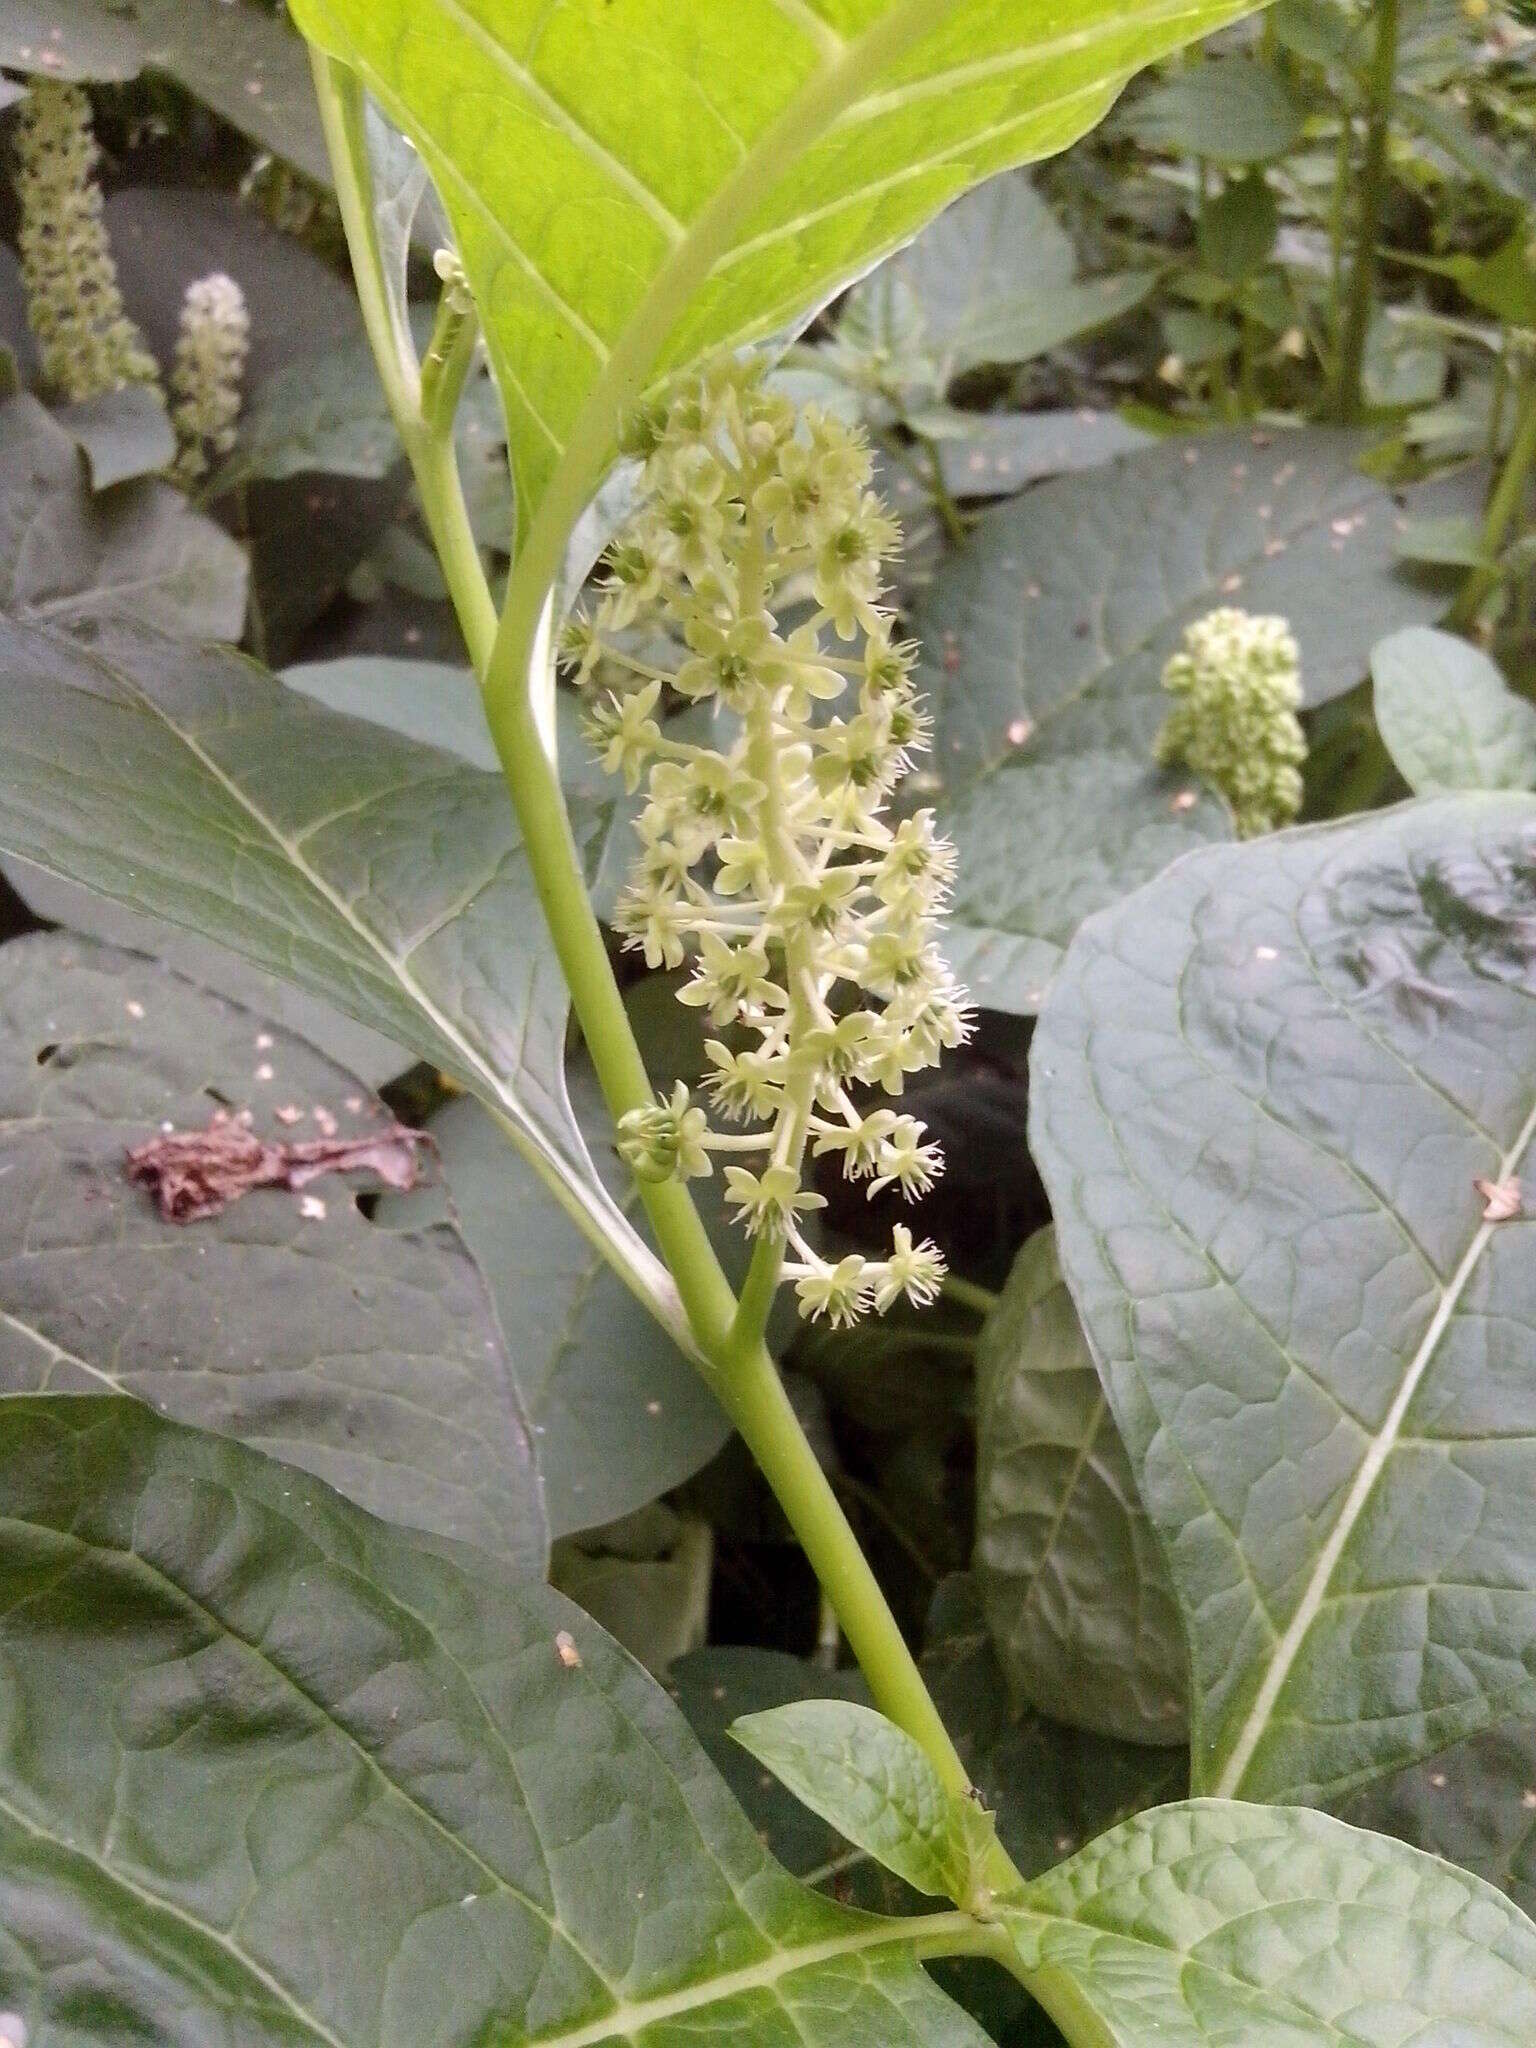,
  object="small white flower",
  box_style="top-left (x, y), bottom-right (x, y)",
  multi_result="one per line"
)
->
top-left (577, 359), bottom-right (967, 1322)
